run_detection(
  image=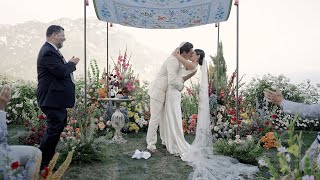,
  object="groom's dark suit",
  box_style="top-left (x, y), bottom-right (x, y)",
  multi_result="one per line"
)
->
top-left (37, 42), bottom-right (76, 169)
